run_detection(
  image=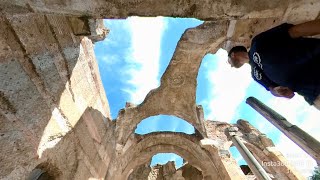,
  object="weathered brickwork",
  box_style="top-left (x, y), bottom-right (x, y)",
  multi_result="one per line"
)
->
top-left (0, 1), bottom-right (318, 179)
